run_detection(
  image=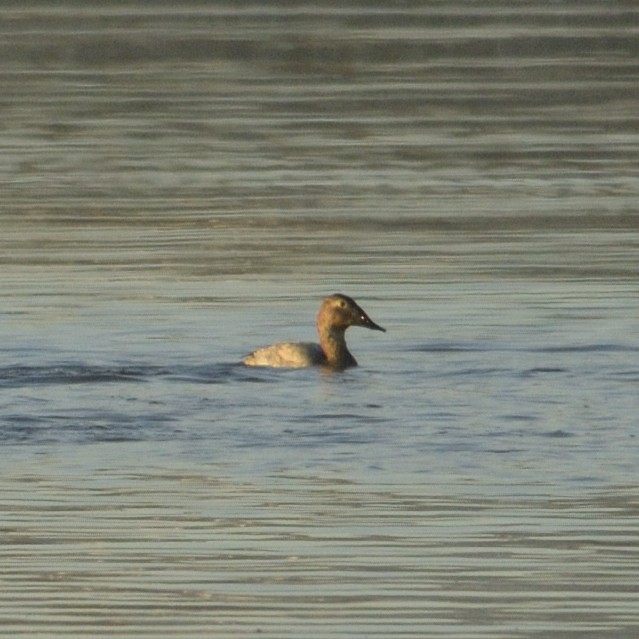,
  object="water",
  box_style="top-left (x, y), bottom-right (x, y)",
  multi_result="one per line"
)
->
top-left (1, 2), bottom-right (639, 637)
